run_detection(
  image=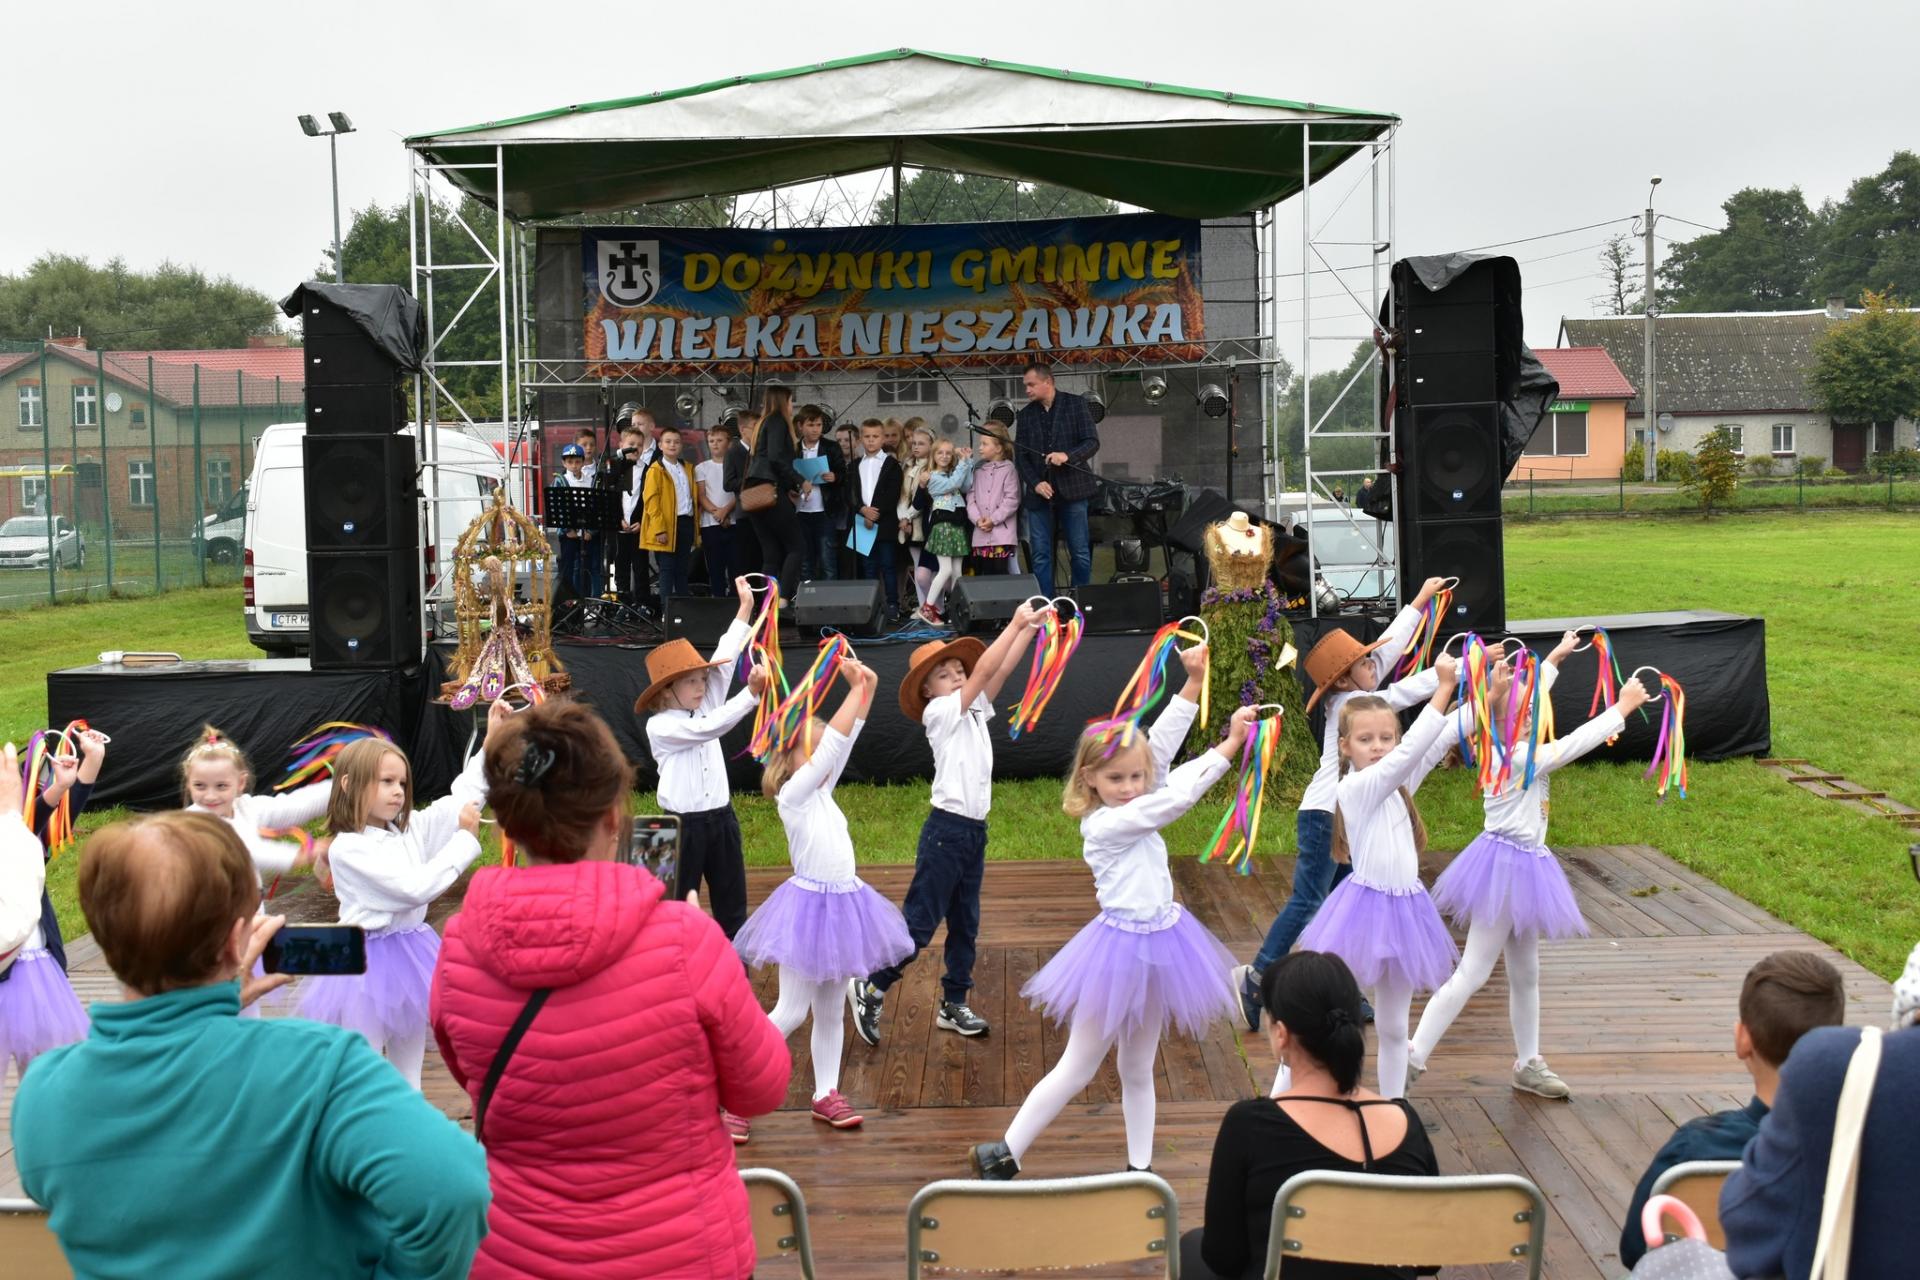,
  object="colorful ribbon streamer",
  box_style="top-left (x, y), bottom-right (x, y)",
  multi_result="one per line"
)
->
top-left (748, 632), bottom-right (853, 762)
top-left (1582, 626), bottom-right (1627, 743)
top-left (275, 722), bottom-right (393, 791)
top-left (1638, 668), bottom-right (1689, 800)
top-left (1201, 707), bottom-right (1285, 874)
top-left (742, 576), bottom-right (789, 759)
top-left (1083, 619), bottom-right (1209, 756)
top-left (1008, 597), bottom-right (1085, 739)
top-left (1393, 579), bottom-right (1457, 680)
